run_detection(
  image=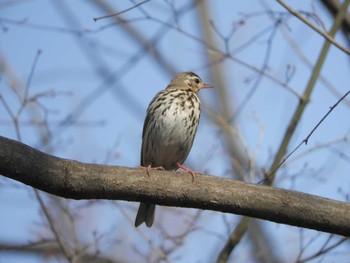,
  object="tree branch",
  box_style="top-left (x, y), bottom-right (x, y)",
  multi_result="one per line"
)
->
top-left (0, 136), bottom-right (349, 237)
